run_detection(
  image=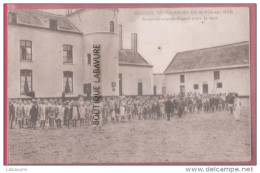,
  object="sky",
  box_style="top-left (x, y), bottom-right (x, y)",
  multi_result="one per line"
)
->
top-left (41, 7), bottom-right (250, 73)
